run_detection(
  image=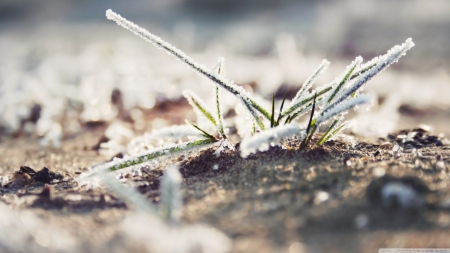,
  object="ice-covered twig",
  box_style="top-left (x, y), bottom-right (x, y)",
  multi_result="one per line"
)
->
top-left (240, 124), bottom-right (305, 157)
